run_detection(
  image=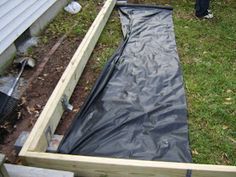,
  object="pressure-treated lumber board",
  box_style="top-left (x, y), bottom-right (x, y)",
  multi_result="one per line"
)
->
top-left (19, 0), bottom-right (116, 155)
top-left (22, 152), bottom-right (236, 177)
top-left (19, 1), bottom-right (236, 176)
